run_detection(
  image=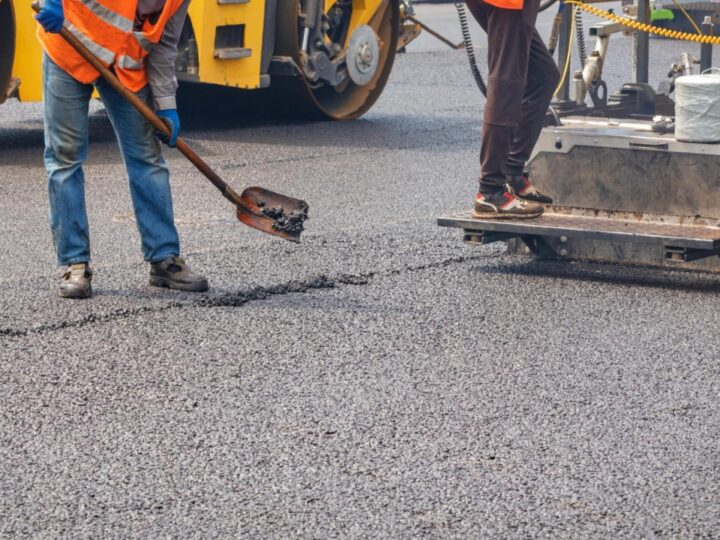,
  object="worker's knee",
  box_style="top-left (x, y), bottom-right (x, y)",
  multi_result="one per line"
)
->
top-left (45, 134), bottom-right (86, 175)
top-left (531, 58), bottom-right (561, 97)
top-left (526, 63), bottom-right (561, 103)
top-left (125, 142), bottom-right (169, 184)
